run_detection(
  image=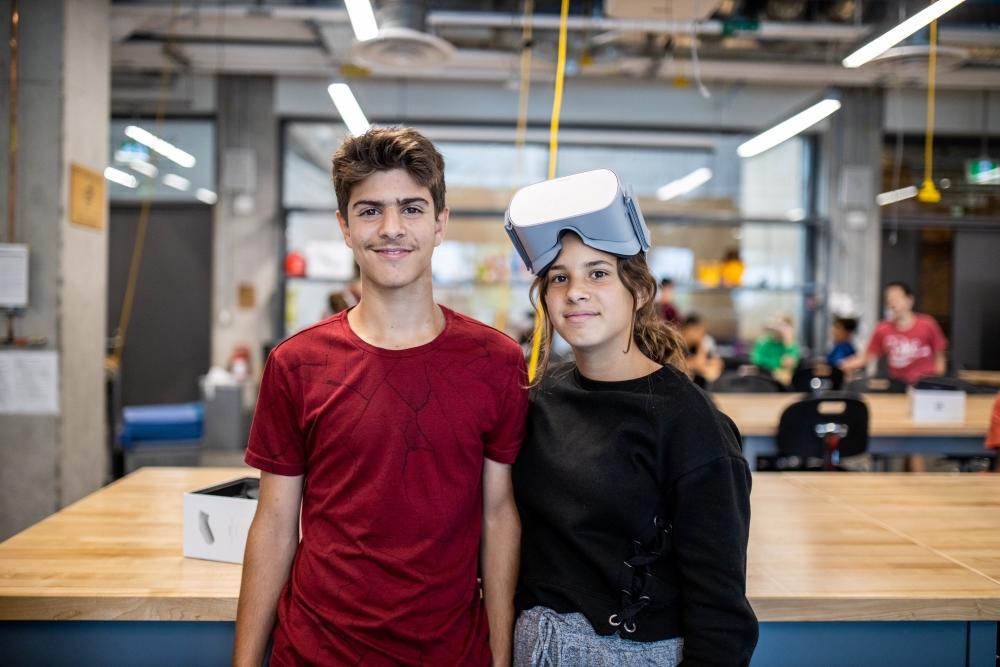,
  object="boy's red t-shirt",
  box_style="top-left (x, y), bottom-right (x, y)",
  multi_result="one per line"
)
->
top-left (867, 314), bottom-right (947, 385)
top-left (245, 307), bottom-right (528, 666)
